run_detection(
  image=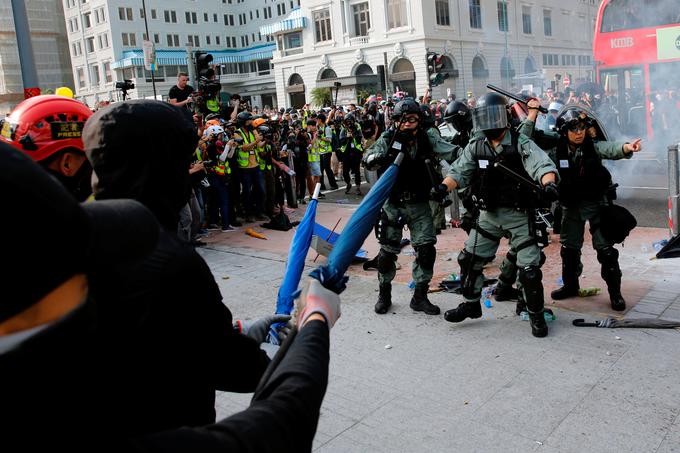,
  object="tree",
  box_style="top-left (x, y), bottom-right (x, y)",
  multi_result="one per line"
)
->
top-left (310, 87), bottom-right (332, 108)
